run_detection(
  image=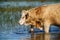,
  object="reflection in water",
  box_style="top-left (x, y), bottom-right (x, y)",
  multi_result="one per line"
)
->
top-left (50, 33), bottom-right (60, 40)
top-left (31, 33), bottom-right (43, 40)
top-left (0, 32), bottom-right (60, 40)
top-left (29, 33), bottom-right (60, 40)
top-left (44, 33), bottom-right (50, 40)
